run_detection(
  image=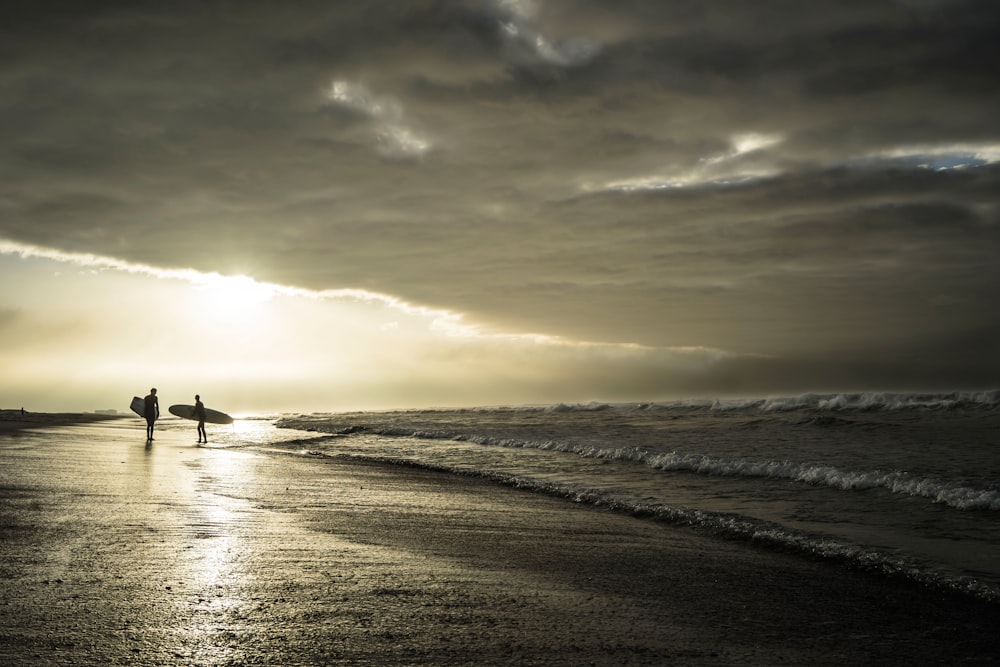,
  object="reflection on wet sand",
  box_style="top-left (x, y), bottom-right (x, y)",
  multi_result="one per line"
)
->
top-left (3, 419), bottom-right (1000, 665)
